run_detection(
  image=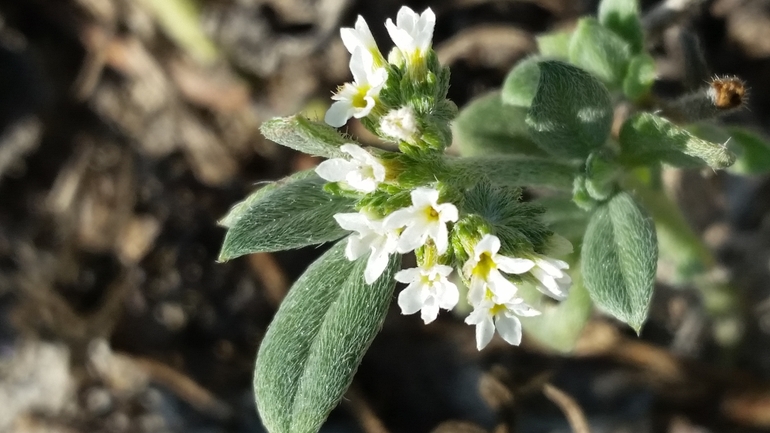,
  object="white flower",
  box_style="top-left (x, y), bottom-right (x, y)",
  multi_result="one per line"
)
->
top-left (380, 106), bottom-right (418, 143)
top-left (385, 7), bottom-right (436, 58)
top-left (315, 143), bottom-right (386, 193)
top-left (530, 255), bottom-right (572, 300)
top-left (325, 47), bottom-right (388, 127)
top-left (396, 264), bottom-right (458, 324)
top-left (334, 212), bottom-right (400, 284)
top-left (384, 187), bottom-right (458, 255)
top-left (340, 16), bottom-right (384, 65)
top-left (463, 234), bottom-right (534, 304)
top-left (465, 293), bottom-right (541, 350)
